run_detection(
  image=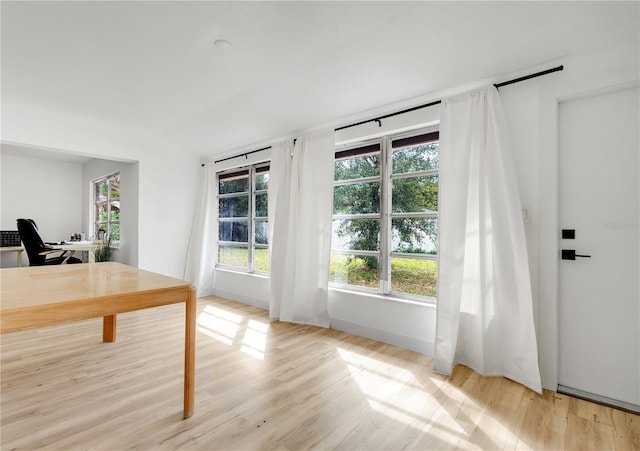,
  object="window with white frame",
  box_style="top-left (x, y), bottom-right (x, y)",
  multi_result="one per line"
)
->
top-left (330, 130), bottom-right (439, 300)
top-left (93, 172), bottom-right (120, 244)
top-left (217, 163), bottom-right (269, 273)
